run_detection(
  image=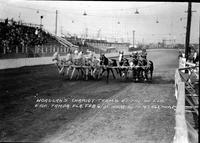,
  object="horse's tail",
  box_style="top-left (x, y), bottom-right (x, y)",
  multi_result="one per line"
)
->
top-left (149, 60), bottom-right (154, 71)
